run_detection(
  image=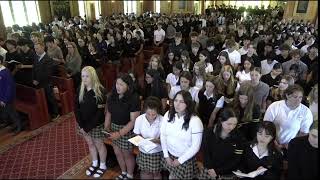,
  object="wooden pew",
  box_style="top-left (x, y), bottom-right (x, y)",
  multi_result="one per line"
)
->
top-left (51, 76), bottom-right (75, 114)
top-left (14, 84), bottom-right (50, 130)
top-left (102, 63), bottom-right (117, 92)
top-left (142, 49), bottom-right (154, 70)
